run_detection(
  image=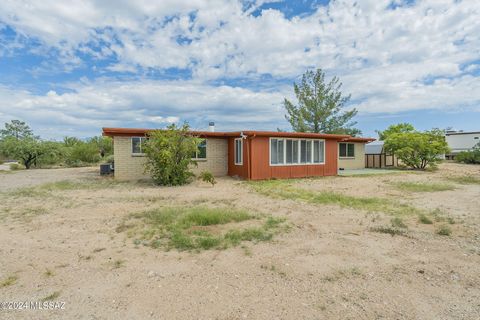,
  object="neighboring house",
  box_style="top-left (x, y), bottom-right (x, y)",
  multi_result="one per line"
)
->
top-left (364, 141), bottom-right (399, 168)
top-left (102, 127), bottom-right (374, 180)
top-left (445, 130), bottom-right (480, 160)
